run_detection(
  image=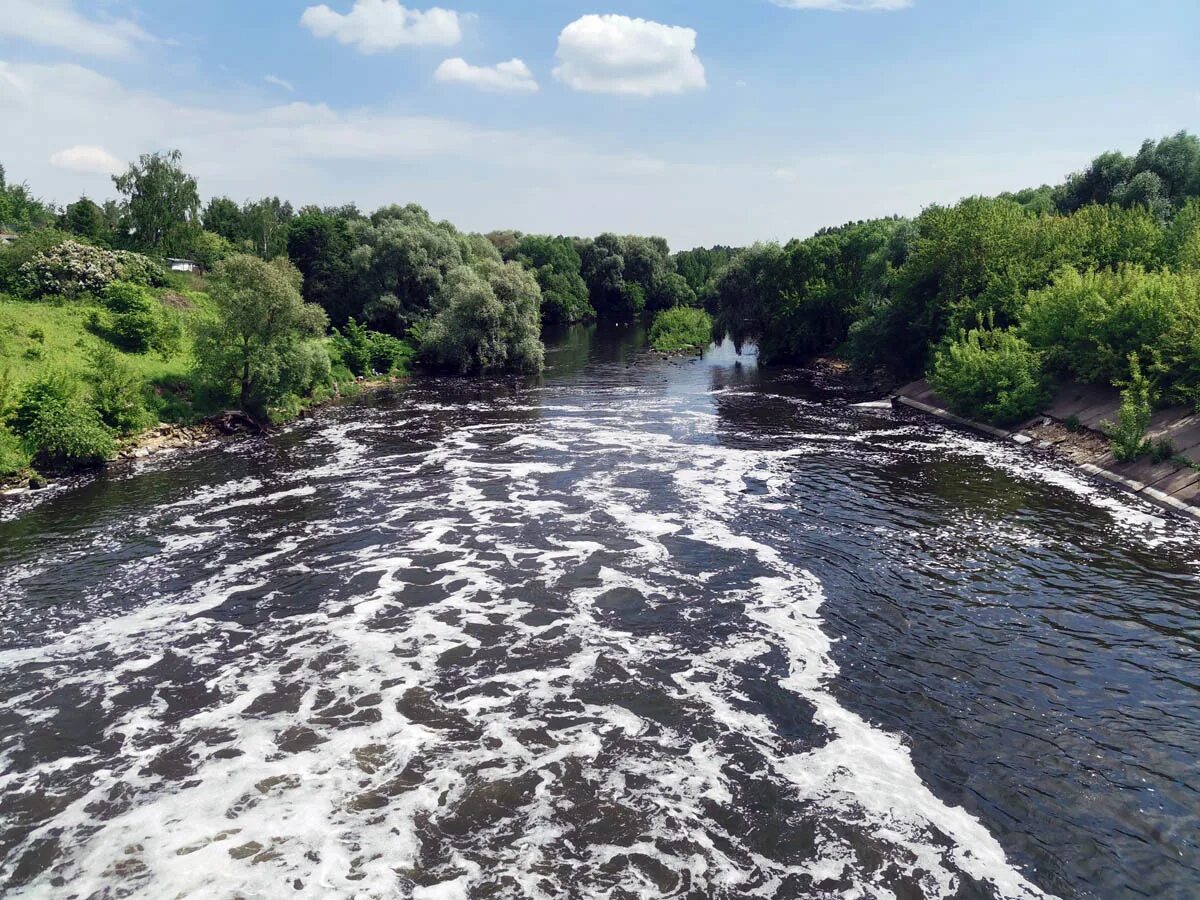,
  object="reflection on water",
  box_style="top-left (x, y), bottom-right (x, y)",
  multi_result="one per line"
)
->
top-left (0, 325), bottom-right (1197, 899)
